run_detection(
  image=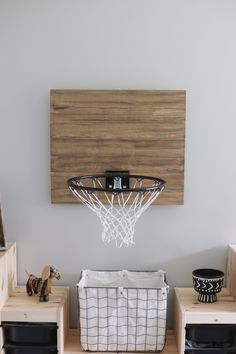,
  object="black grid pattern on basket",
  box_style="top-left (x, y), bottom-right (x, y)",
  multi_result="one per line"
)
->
top-left (79, 287), bottom-right (167, 352)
